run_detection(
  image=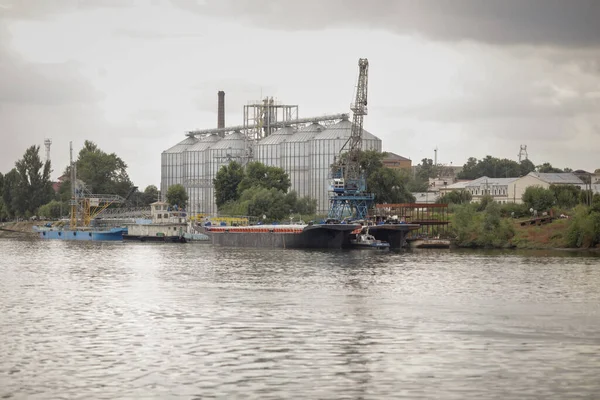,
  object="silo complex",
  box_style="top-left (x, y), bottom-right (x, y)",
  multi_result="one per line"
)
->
top-left (161, 98), bottom-right (382, 215)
